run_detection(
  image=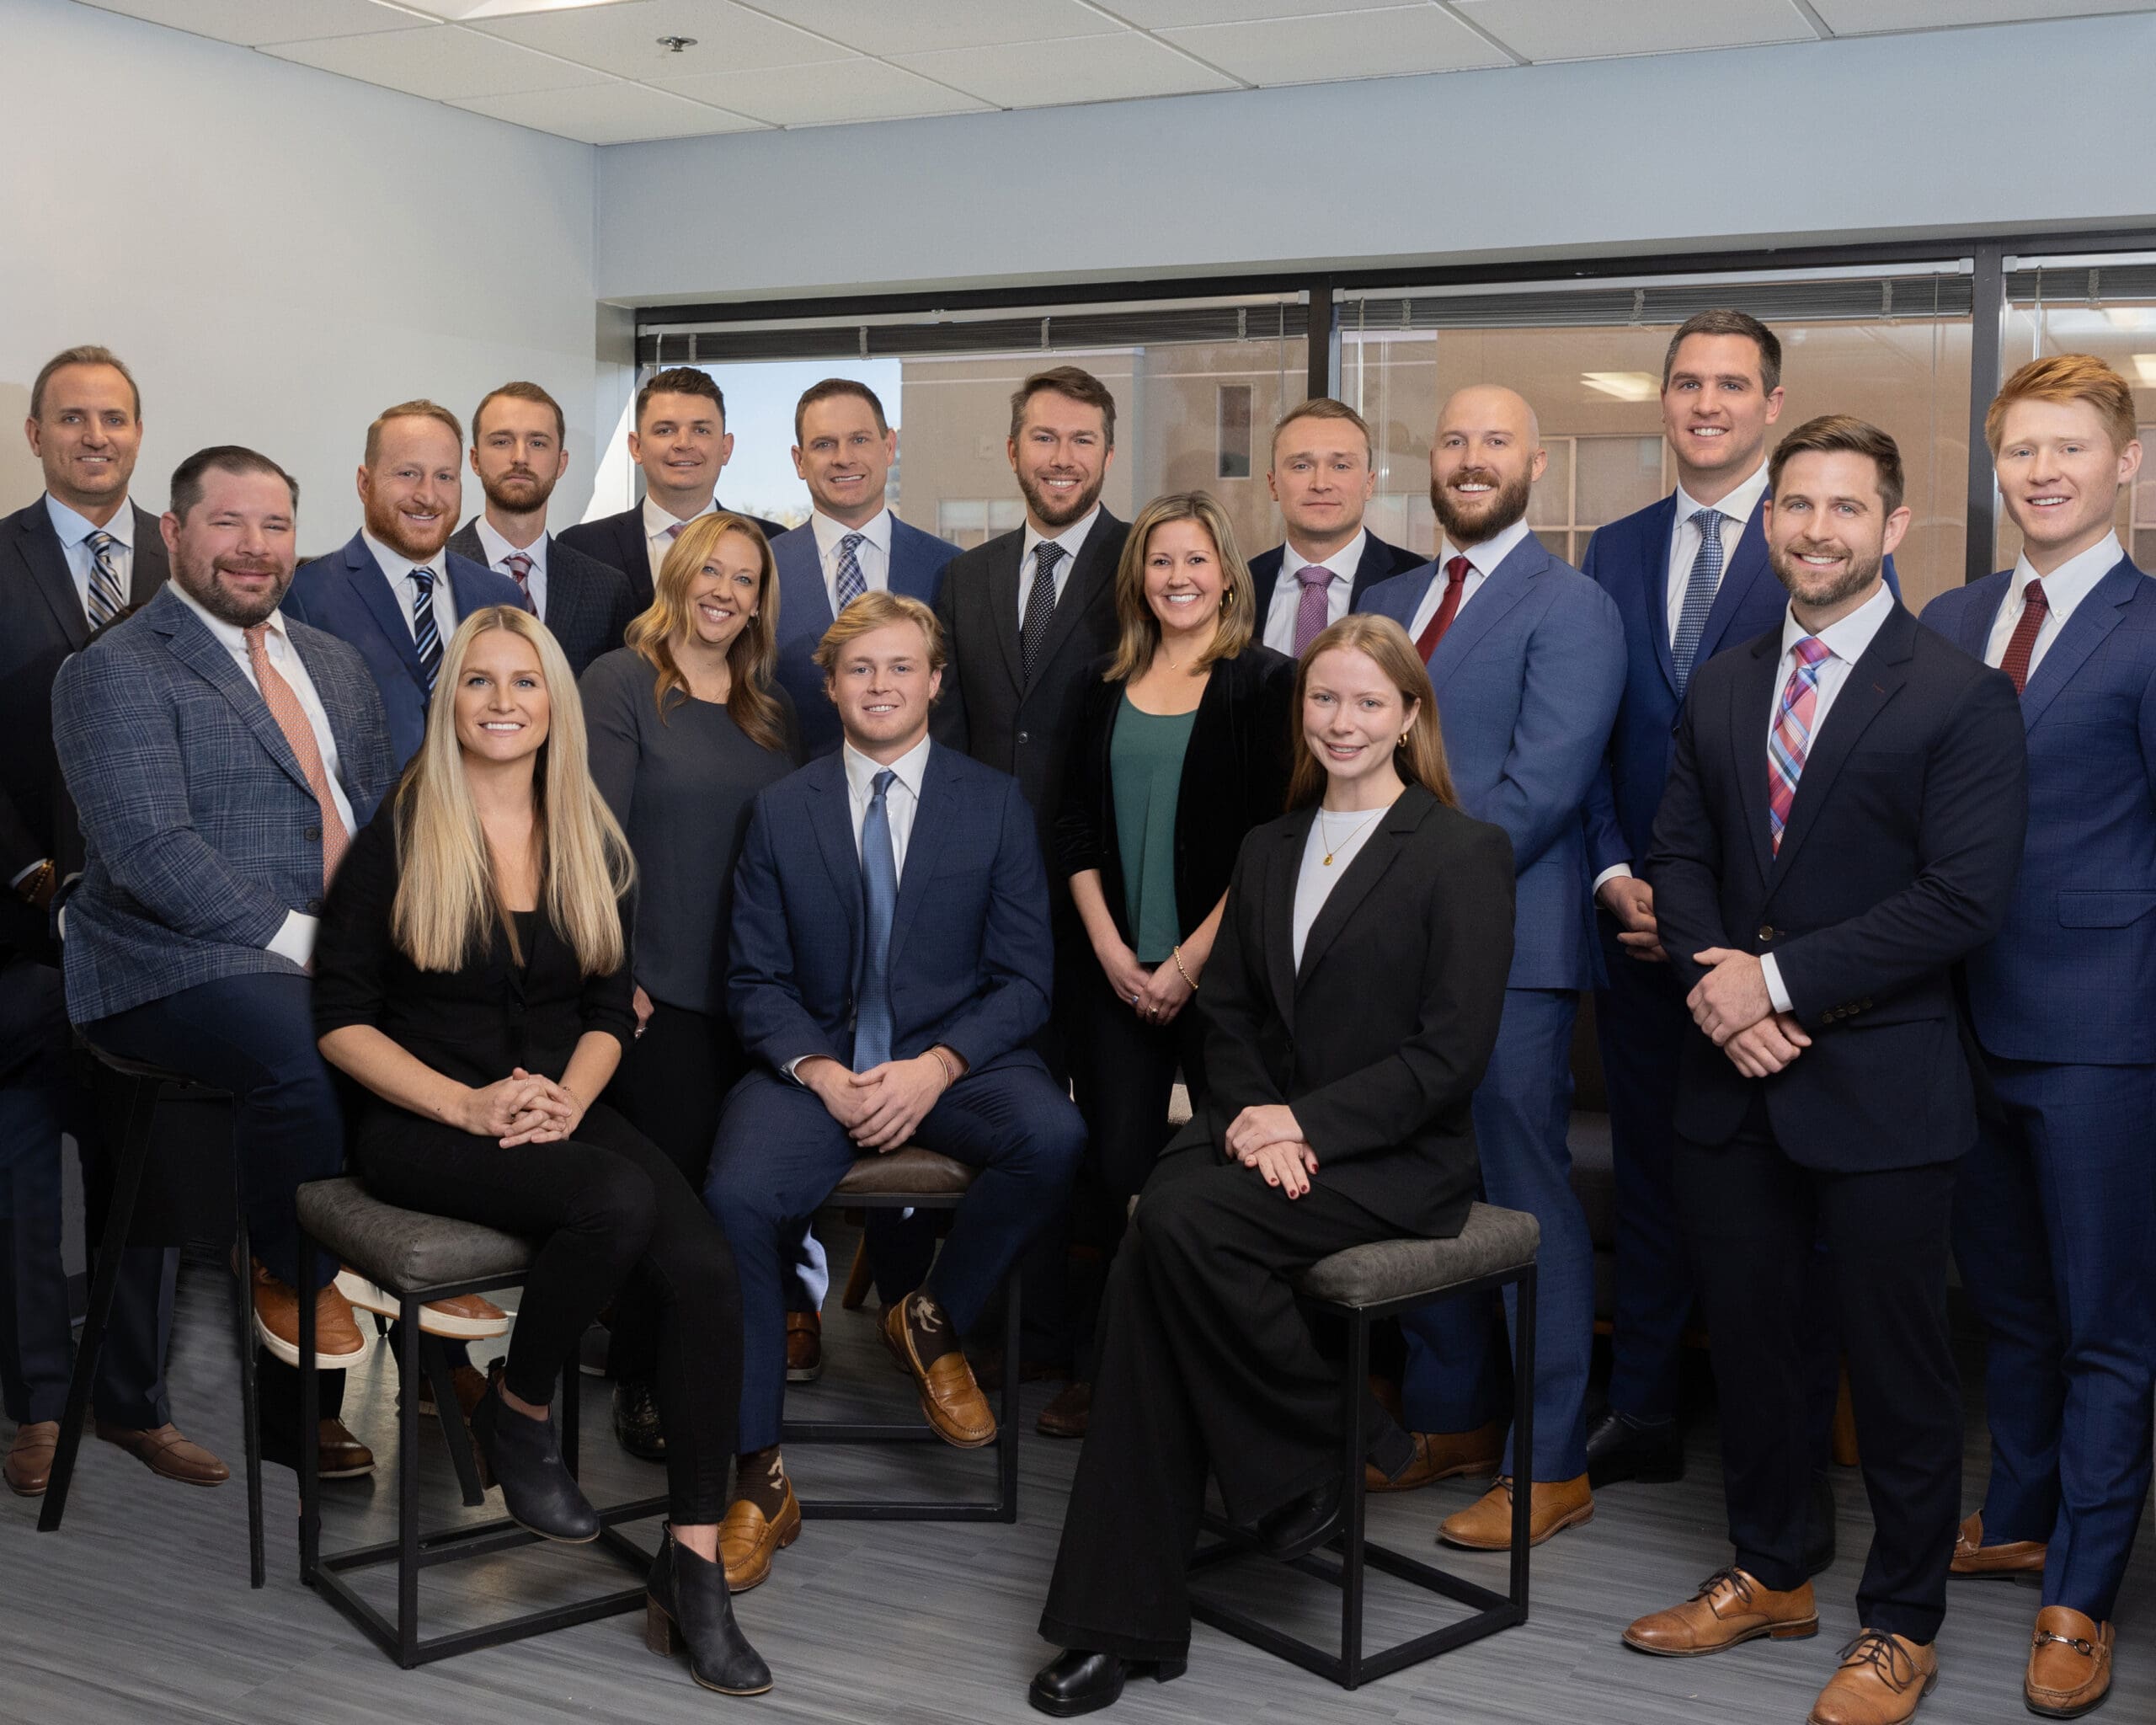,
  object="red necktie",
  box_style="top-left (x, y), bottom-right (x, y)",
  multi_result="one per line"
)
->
top-left (1999, 578), bottom-right (2048, 695)
top-left (503, 551), bottom-right (536, 615)
top-left (1415, 556), bottom-right (1472, 662)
